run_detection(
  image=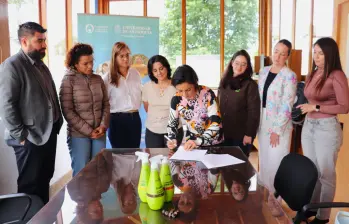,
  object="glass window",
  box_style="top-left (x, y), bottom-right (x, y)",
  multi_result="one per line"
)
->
top-left (295, 0), bottom-right (311, 75)
top-left (148, 0), bottom-right (182, 70)
top-left (186, 0), bottom-right (220, 88)
top-left (46, 0), bottom-right (66, 86)
top-left (272, 0), bottom-right (280, 49)
top-left (7, 0), bottom-right (39, 56)
top-left (109, 0), bottom-right (143, 16)
top-left (224, 0), bottom-right (259, 72)
top-left (313, 0), bottom-right (334, 44)
top-left (90, 0), bottom-right (96, 13)
top-left (72, 0), bottom-right (85, 44)
top-left (279, 0), bottom-right (293, 41)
